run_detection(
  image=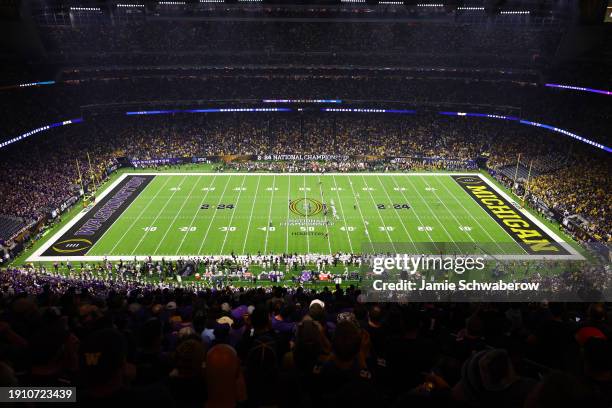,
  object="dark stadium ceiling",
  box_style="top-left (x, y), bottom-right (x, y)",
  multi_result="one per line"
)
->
top-left (20, 0), bottom-right (585, 16)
